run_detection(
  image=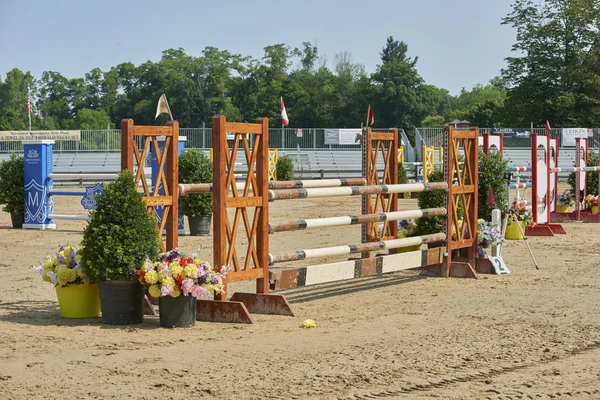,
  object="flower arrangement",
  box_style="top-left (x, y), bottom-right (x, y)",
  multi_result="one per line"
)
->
top-left (508, 200), bottom-right (533, 225)
top-left (585, 194), bottom-right (599, 210)
top-left (557, 190), bottom-right (574, 207)
top-left (397, 219), bottom-right (417, 238)
top-left (135, 248), bottom-right (226, 298)
top-left (33, 245), bottom-right (89, 287)
top-left (477, 220), bottom-right (505, 258)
